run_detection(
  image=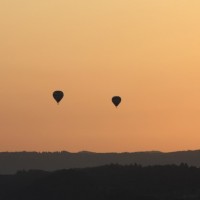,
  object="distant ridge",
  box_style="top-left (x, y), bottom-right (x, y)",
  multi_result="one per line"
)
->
top-left (1, 150), bottom-right (200, 174)
top-left (78, 151), bottom-right (95, 154)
